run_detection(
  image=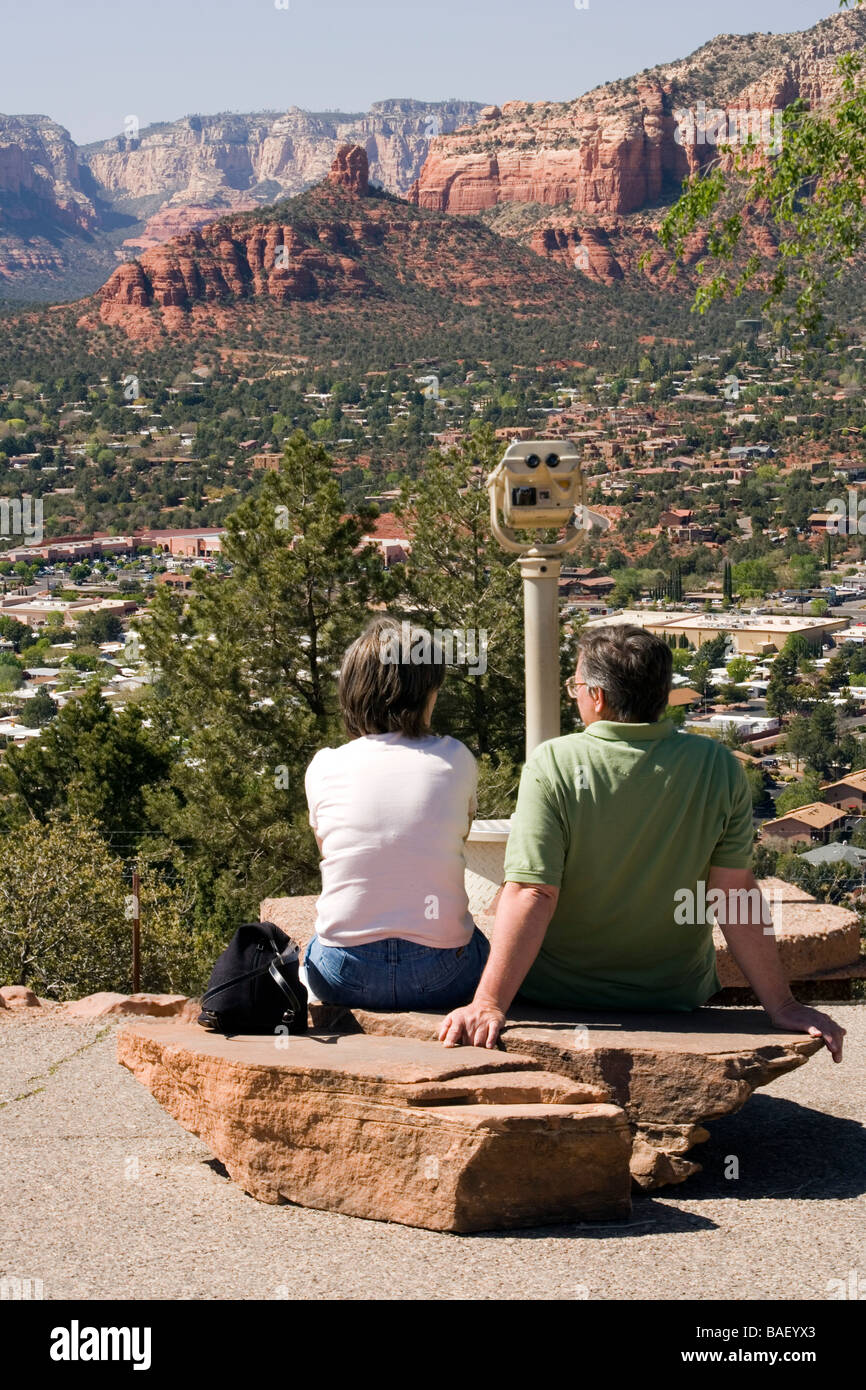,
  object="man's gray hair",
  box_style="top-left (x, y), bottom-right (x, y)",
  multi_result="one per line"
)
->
top-left (576, 624), bottom-right (673, 723)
